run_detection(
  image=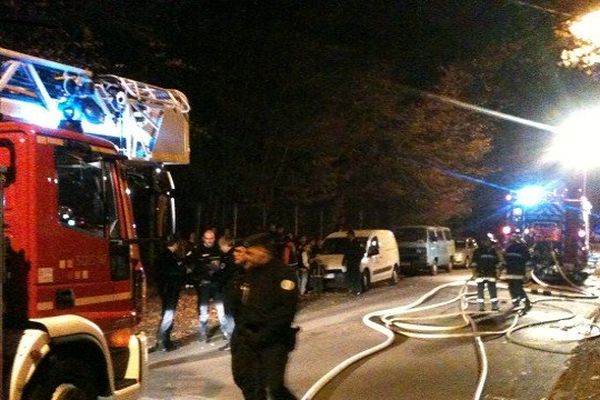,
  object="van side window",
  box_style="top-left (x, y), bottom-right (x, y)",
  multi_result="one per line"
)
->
top-left (428, 229), bottom-right (437, 242)
top-left (368, 237), bottom-right (379, 256)
top-left (444, 229), bottom-right (453, 240)
top-left (55, 147), bottom-right (119, 238)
